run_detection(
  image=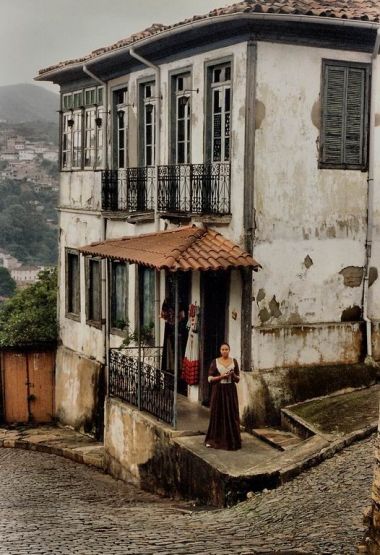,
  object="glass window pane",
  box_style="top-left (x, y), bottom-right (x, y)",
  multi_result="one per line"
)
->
top-left (177, 142), bottom-right (185, 164)
top-left (177, 120), bottom-right (185, 142)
